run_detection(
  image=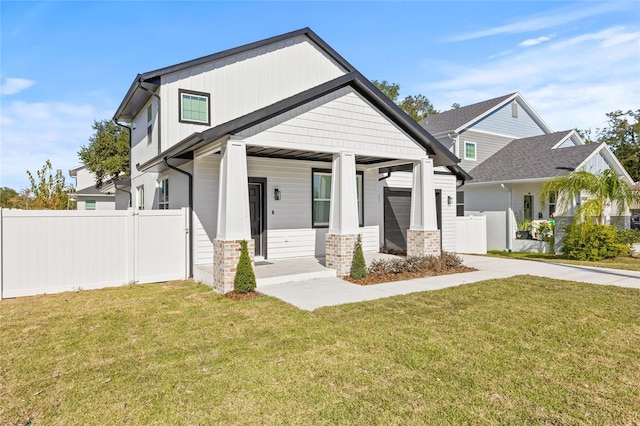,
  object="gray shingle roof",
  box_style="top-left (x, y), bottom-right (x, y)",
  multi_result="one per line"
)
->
top-left (468, 131), bottom-right (602, 183)
top-left (420, 93), bottom-right (516, 134)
